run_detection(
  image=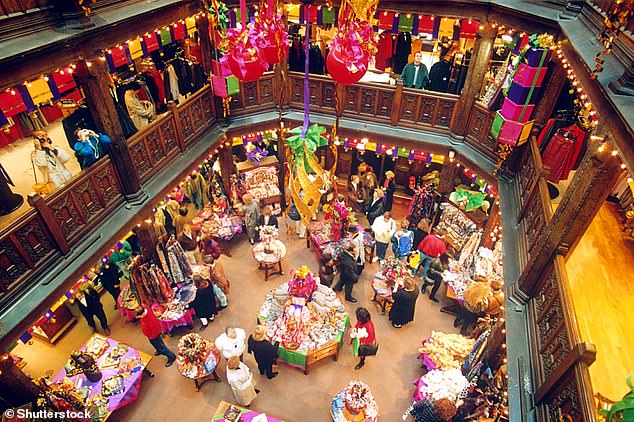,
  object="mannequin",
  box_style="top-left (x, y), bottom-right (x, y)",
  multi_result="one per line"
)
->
top-left (0, 163), bottom-right (23, 216)
top-left (73, 128), bottom-right (111, 169)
